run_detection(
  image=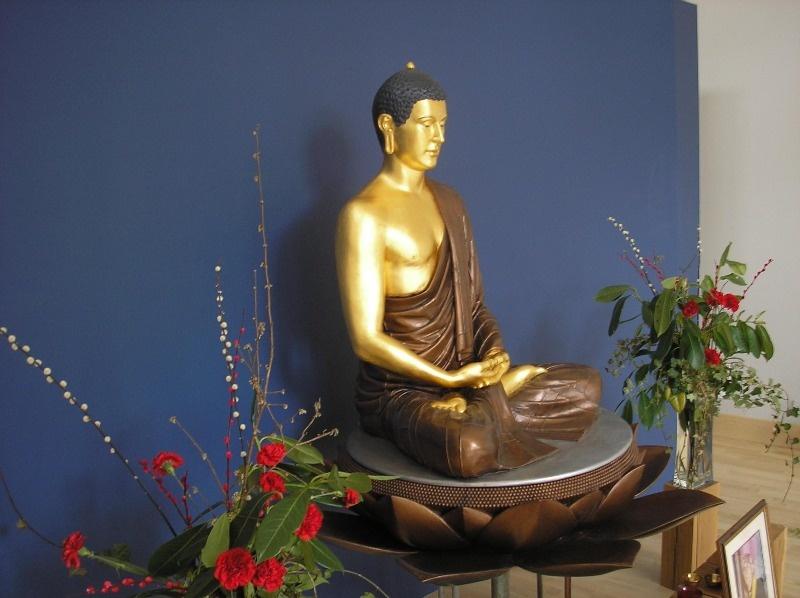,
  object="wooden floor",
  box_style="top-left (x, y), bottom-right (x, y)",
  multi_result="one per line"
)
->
top-left (425, 413), bottom-right (799, 598)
